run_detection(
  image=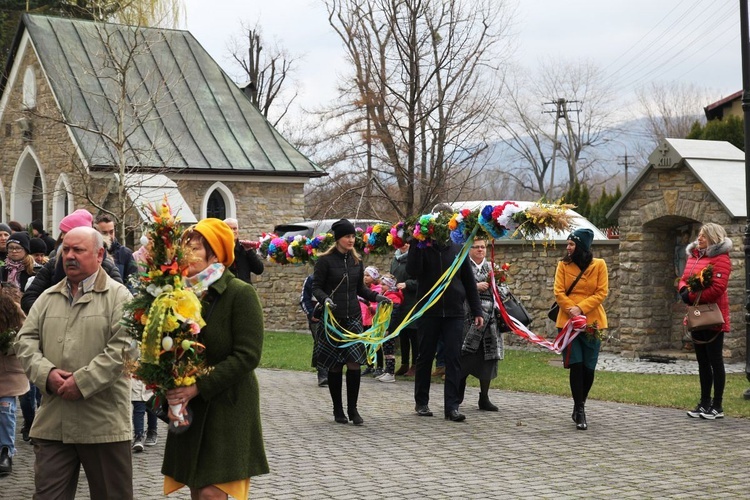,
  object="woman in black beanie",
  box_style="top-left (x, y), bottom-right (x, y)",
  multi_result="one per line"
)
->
top-left (312, 219), bottom-right (390, 425)
top-left (552, 228), bottom-right (608, 431)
